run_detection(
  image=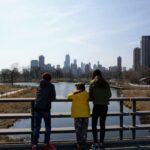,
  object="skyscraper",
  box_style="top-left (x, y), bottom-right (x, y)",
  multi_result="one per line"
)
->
top-left (31, 60), bottom-right (38, 68)
top-left (64, 54), bottom-right (70, 68)
top-left (39, 55), bottom-right (45, 69)
top-left (117, 56), bottom-right (122, 72)
top-left (141, 36), bottom-right (150, 69)
top-left (133, 47), bottom-right (141, 71)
